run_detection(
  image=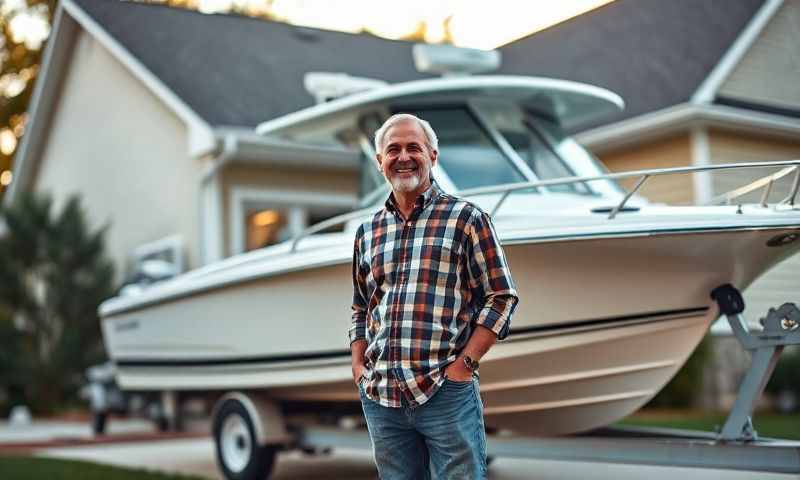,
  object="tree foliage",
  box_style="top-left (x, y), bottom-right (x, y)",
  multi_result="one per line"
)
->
top-left (0, 192), bottom-right (114, 414)
top-left (0, 1), bottom-right (57, 195)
